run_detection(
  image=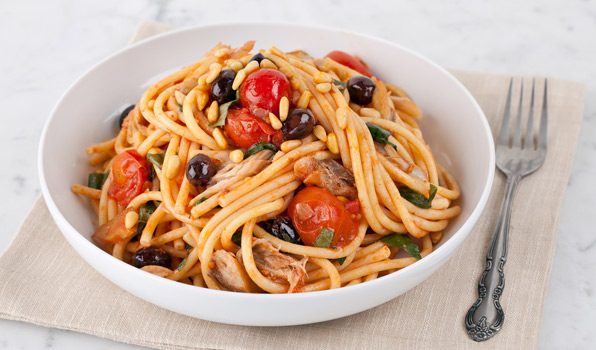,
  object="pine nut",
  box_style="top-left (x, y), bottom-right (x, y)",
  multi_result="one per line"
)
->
top-left (174, 91), bottom-right (186, 106)
top-left (205, 63), bottom-right (222, 84)
top-left (260, 59), bottom-right (277, 69)
top-left (125, 211), bottom-right (139, 230)
top-left (227, 59), bottom-right (244, 72)
top-left (196, 91), bottom-right (209, 110)
top-left (232, 69), bottom-right (247, 90)
top-left (268, 112), bottom-right (283, 130)
top-left (197, 75), bottom-right (210, 91)
top-left (212, 127), bottom-right (228, 149)
top-left (360, 107), bottom-right (381, 118)
top-left (229, 149), bottom-right (244, 163)
top-left (316, 83), bottom-right (332, 93)
top-left (297, 90), bottom-right (312, 109)
top-left (279, 96), bottom-right (290, 121)
top-left (313, 125), bottom-right (328, 142)
top-left (336, 107), bottom-right (348, 129)
top-left (165, 155), bottom-right (181, 180)
top-left (336, 196), bottom-right (349, 203)
top-left (327, 132), bottom-right (339, 154)
top-left (243, 60), bottom-right (259, 74)
top-left (314, 72), bottom-right (332, 84)
top-left (207, 101), bottom-right (219, 123)
top-left (281, 140), bottom-right (302, 153)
